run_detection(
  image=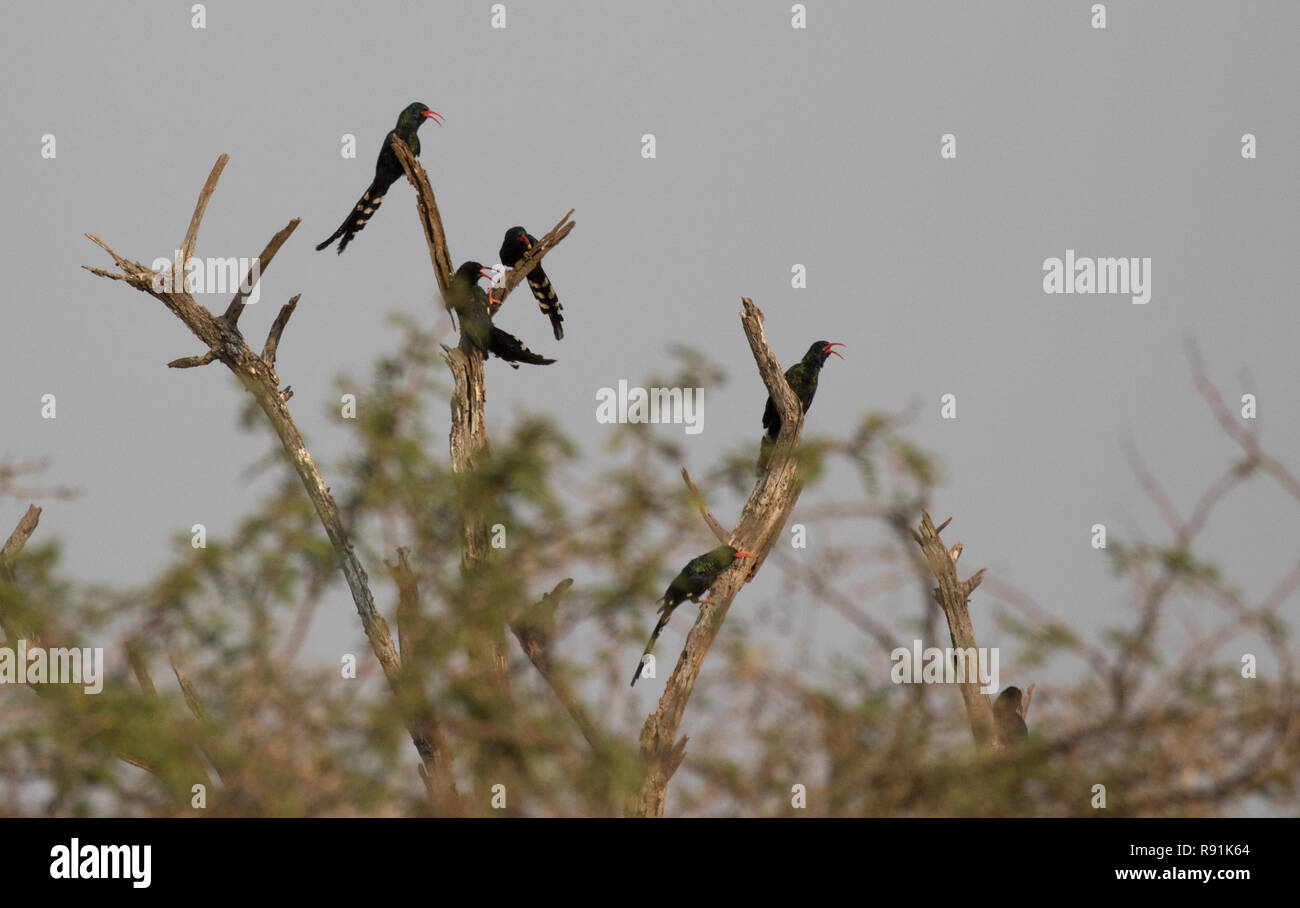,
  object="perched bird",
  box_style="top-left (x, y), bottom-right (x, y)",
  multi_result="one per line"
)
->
top-left (757, 340), bottom-right (845, 472)
top-left (630, 545), bottom-right (754, 686)
top-left (993, 686), bottom-right (1029, 743)
top-left (499, 226), bottom-right (564, 341)
top-left (447, 261), bottom-right (555, 367)
top-left (316, 102), bottom-right (443, 254)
